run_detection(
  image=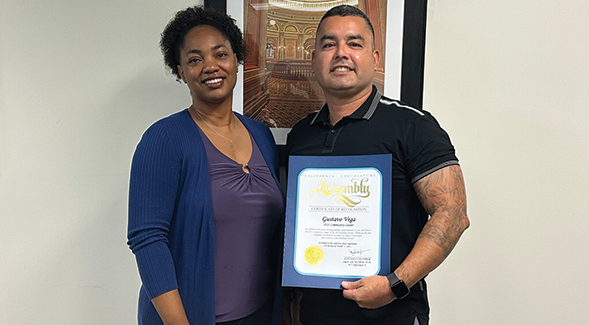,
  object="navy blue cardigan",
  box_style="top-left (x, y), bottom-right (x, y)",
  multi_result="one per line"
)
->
top-left (128, 110), bottom-right (283, 324)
